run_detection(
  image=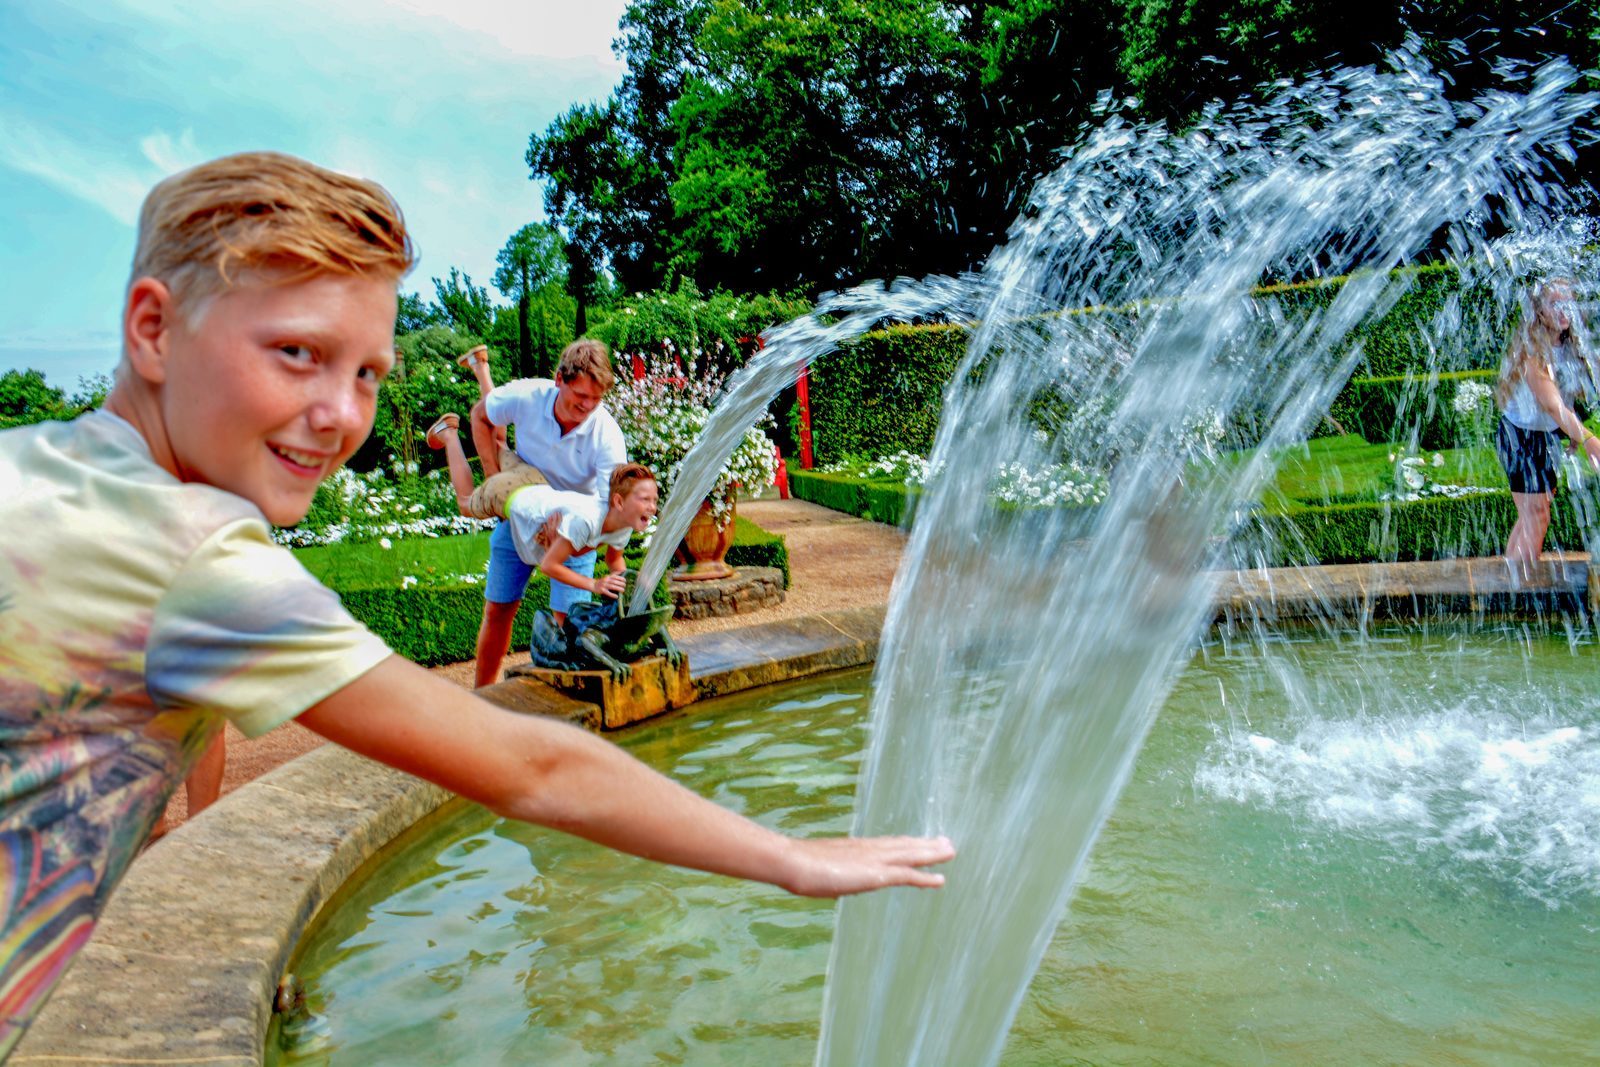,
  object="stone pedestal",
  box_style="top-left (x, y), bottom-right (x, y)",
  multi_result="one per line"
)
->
top-left (669, 565), bottom-right (786, 620)
top-left (509, 655), bottom-right (695, 729)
